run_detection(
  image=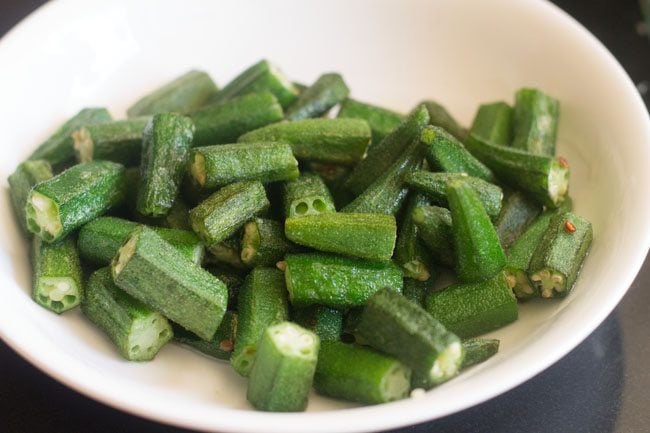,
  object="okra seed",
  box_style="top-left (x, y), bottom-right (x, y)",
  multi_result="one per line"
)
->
top-left (564, 220), bottom-right (576, 233)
